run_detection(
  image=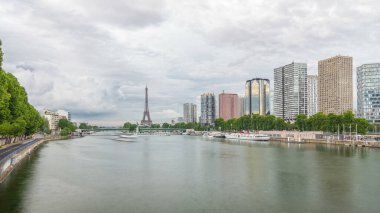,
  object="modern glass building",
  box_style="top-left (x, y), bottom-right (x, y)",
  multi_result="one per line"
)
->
top-left (357, 63), bottom-right (380, 123)
top-left (183, 103), bottom-right (197, 123)
top-left (274, 62), bottom-right (307, 121)
top-left (307, 75), bottom-right (318, 117)
top-left (244, 78), bottom-right (270, 115)
top-left (201, 93), bottom-right (216, 126)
